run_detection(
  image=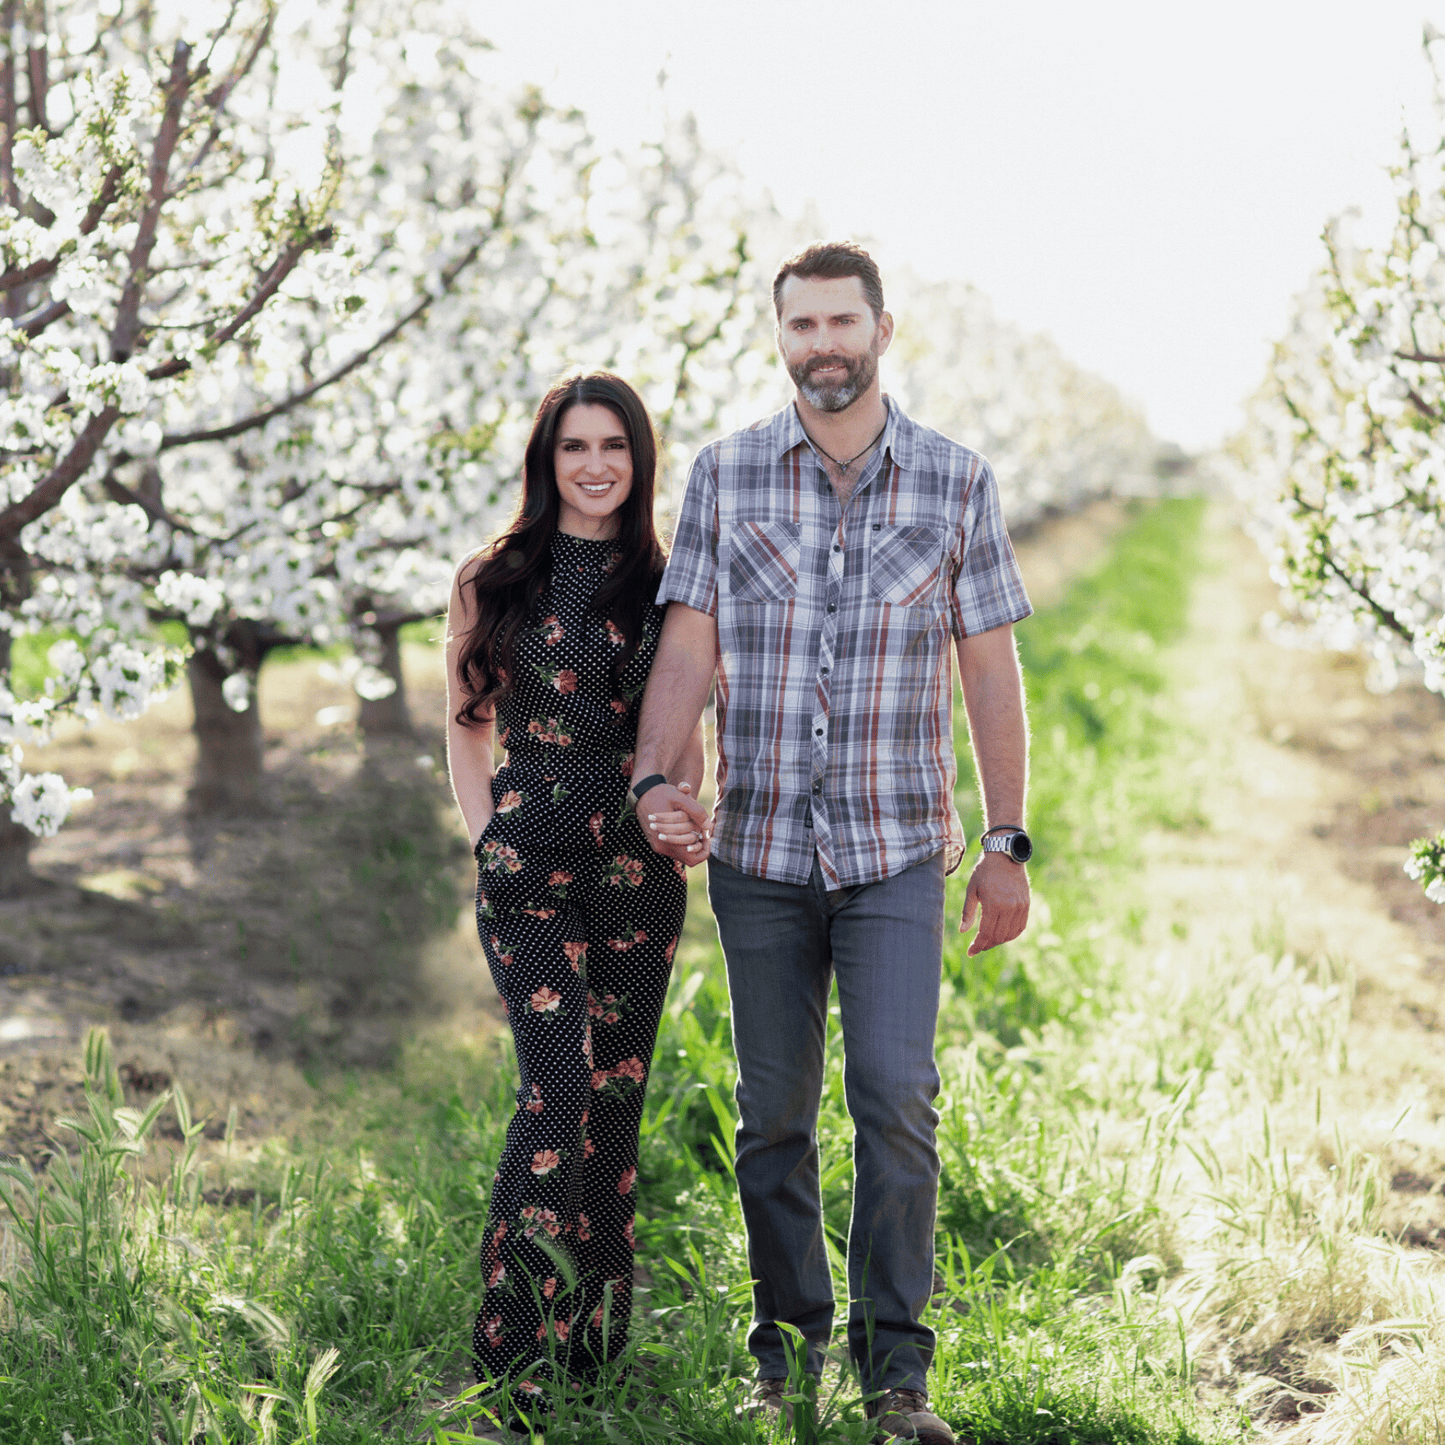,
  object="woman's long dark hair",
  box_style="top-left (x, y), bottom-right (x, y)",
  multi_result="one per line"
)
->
top-left (454, 374), bottom-right (666, 727)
